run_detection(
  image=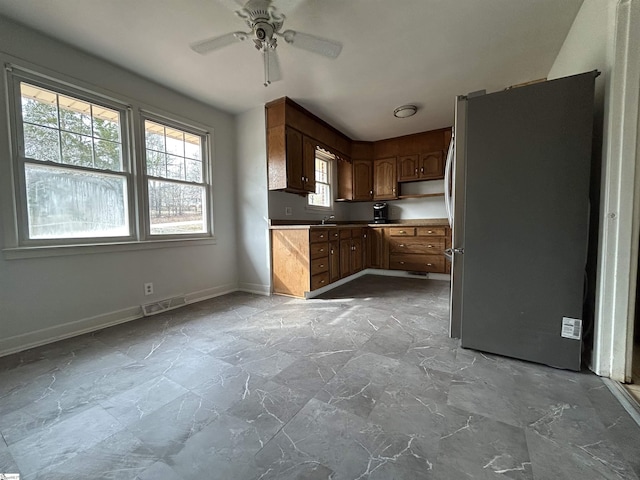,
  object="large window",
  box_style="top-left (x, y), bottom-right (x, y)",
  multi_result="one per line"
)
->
top-left (308, 149), bottom-right (333, 208)
top-left (6, 68), bottom-right (213, 250)
top-left (143, 119), bottom-right (208, 235)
